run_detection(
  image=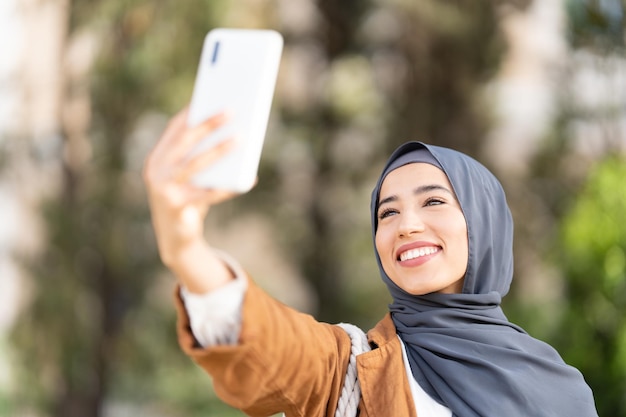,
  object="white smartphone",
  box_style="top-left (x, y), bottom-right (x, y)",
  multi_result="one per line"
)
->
top-left (187, 28), bottom-right (283, 192)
